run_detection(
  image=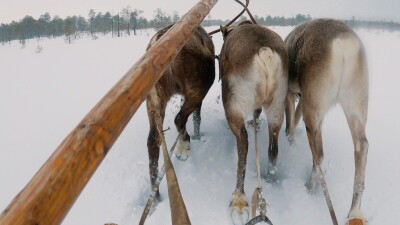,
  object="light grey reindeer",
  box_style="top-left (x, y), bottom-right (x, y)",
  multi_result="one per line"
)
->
top-left (219, 20), bottom-right (288, 223)
top-left (285, 19), bottom-right (369, 225)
